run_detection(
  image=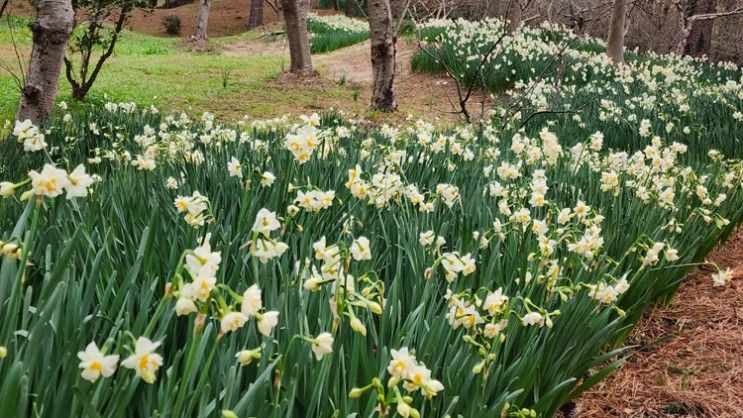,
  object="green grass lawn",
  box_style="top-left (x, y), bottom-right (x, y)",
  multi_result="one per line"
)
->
top-left (0, 18), bottom-right (363, 122)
